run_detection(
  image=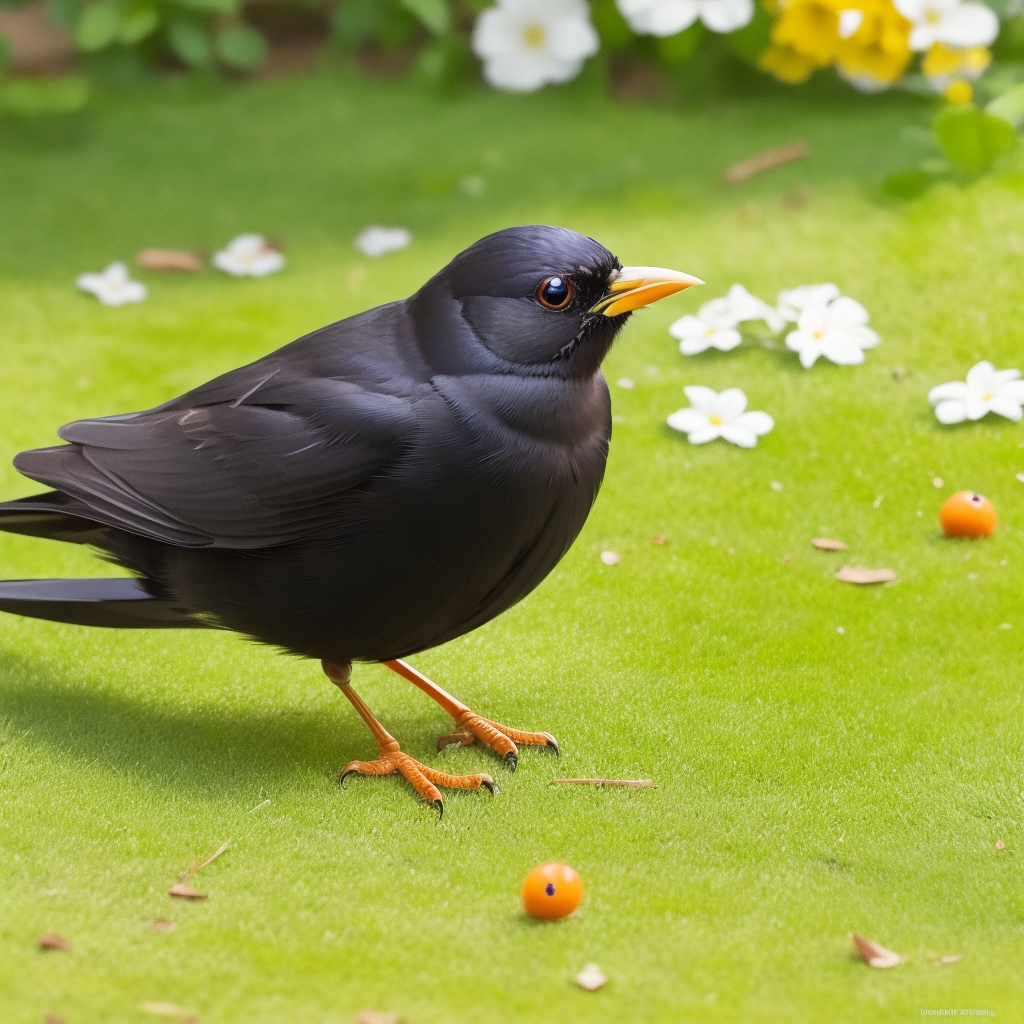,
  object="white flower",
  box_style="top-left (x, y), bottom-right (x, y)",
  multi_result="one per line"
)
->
top-left (472, 0), bottom-right (599, 93)
top-left (784, 298), bottom-right (878, 368)
top-left (355, 226), bottom-right (412, 258)
top-left (213, 234), bottom-right (285, 278)
top-left (928, 361), bottom-right (1024, 424)
top-left (893, 0), bottom-right (998, 52)
top-left (777, 283), bottom-right (841, 323)
top-left (670, 314), bottom-right (743, 355)
top-left (667, 386), bottom-right (774, 447)
top-left (617, 0), bottom-right (755, 35)
top-left (670, 284), bottom-right (783, 354)
top-left (76, 262), bottom-right (147, 307)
